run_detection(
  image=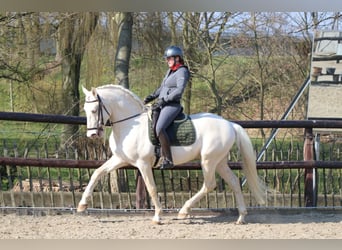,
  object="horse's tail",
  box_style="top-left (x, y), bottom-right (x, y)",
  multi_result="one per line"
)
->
top-left (232, 122), bottom-right (266, 205)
